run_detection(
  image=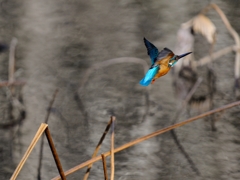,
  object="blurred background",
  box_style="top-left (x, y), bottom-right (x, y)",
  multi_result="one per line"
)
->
top-left (0, 0), bottom-right (240, 179)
